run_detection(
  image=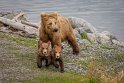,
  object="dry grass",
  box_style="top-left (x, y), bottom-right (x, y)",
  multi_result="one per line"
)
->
top-left (82, 60), bottom-right (124, 83)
